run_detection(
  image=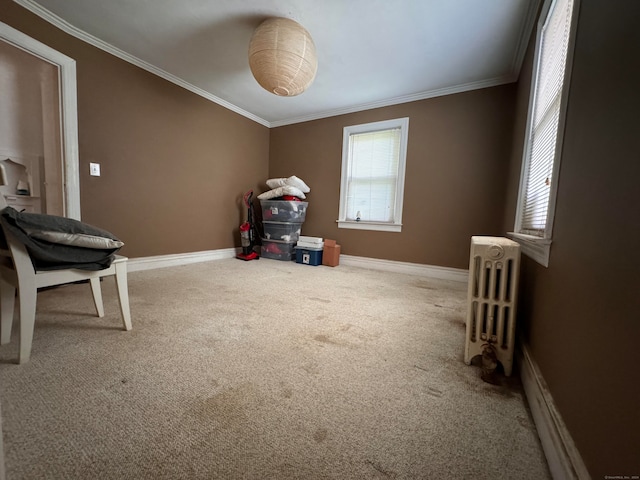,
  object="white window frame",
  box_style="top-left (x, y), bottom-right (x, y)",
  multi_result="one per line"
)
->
top-left (508, 0), bottom-right (580, 267)
top-left (337, 118), bottom-right (409, 233)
